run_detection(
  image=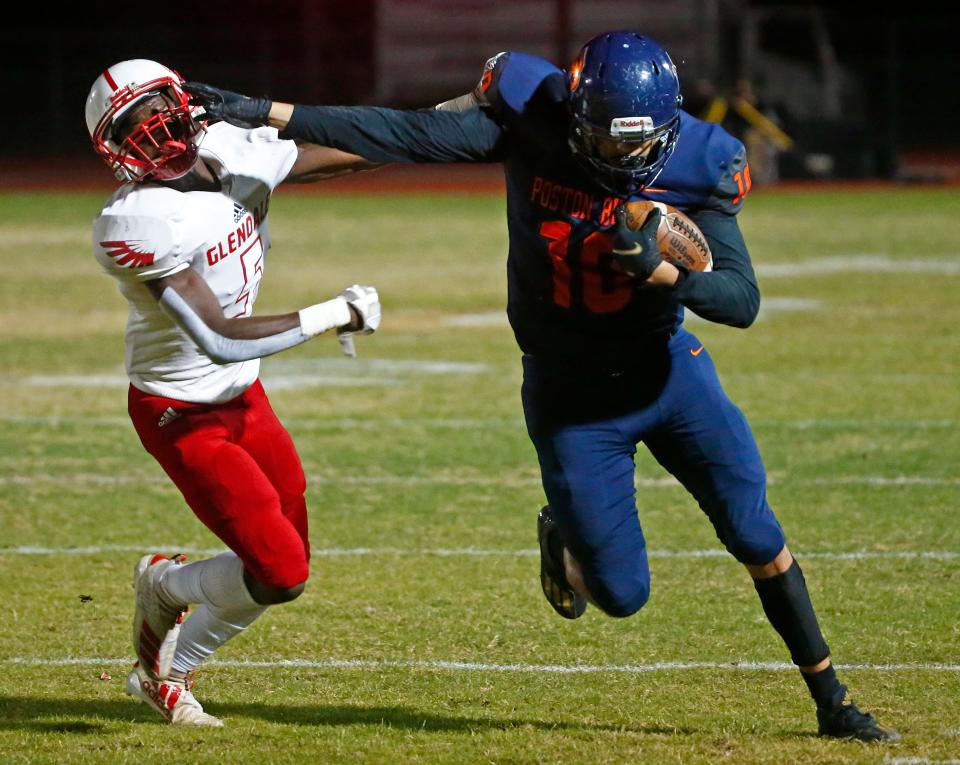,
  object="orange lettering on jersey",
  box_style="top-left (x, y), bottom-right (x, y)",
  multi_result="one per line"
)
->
top-left (530, 176), bottom-right (596, 221)
top-left (598, 198), bottom-right (619, 227)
